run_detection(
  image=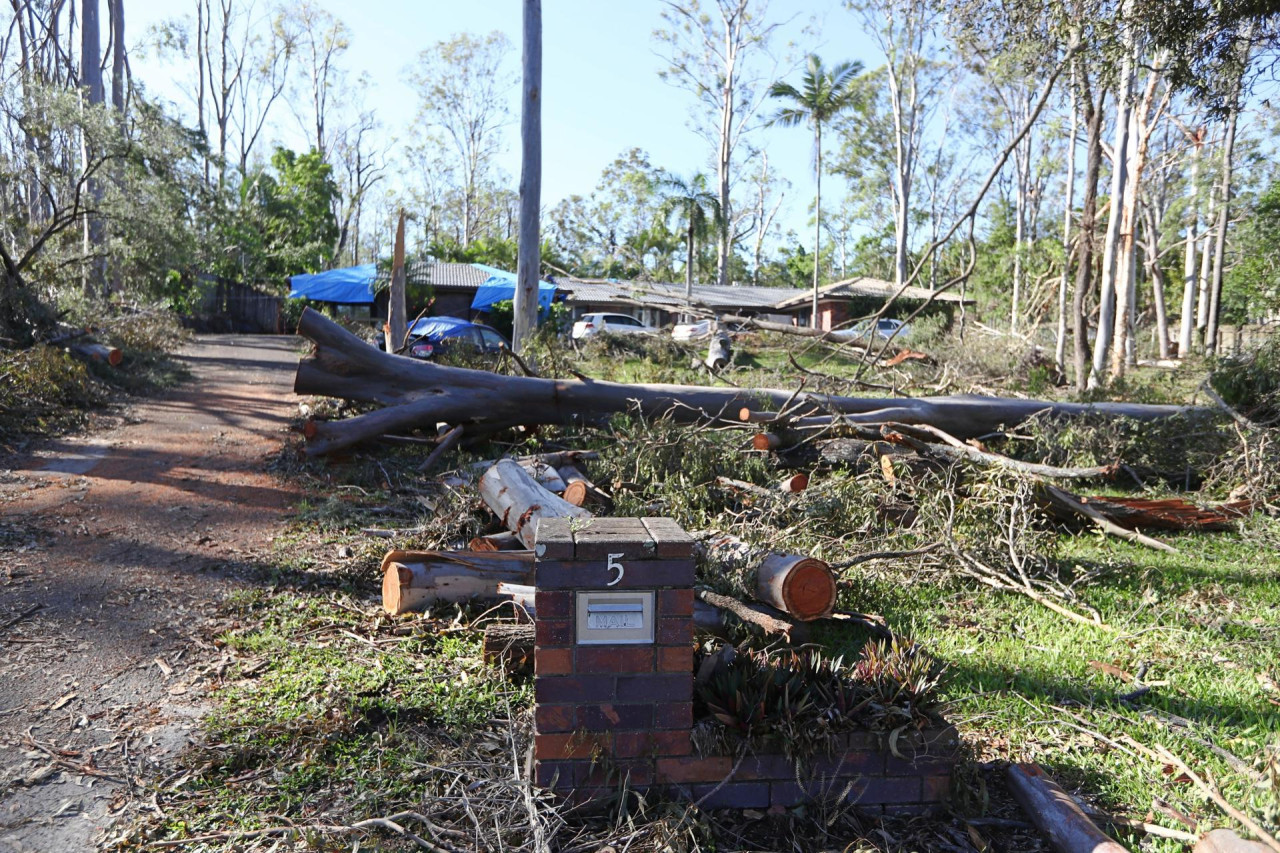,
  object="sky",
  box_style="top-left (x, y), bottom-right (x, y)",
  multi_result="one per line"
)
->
top-left (125, 0), bottom-right (887, 243)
